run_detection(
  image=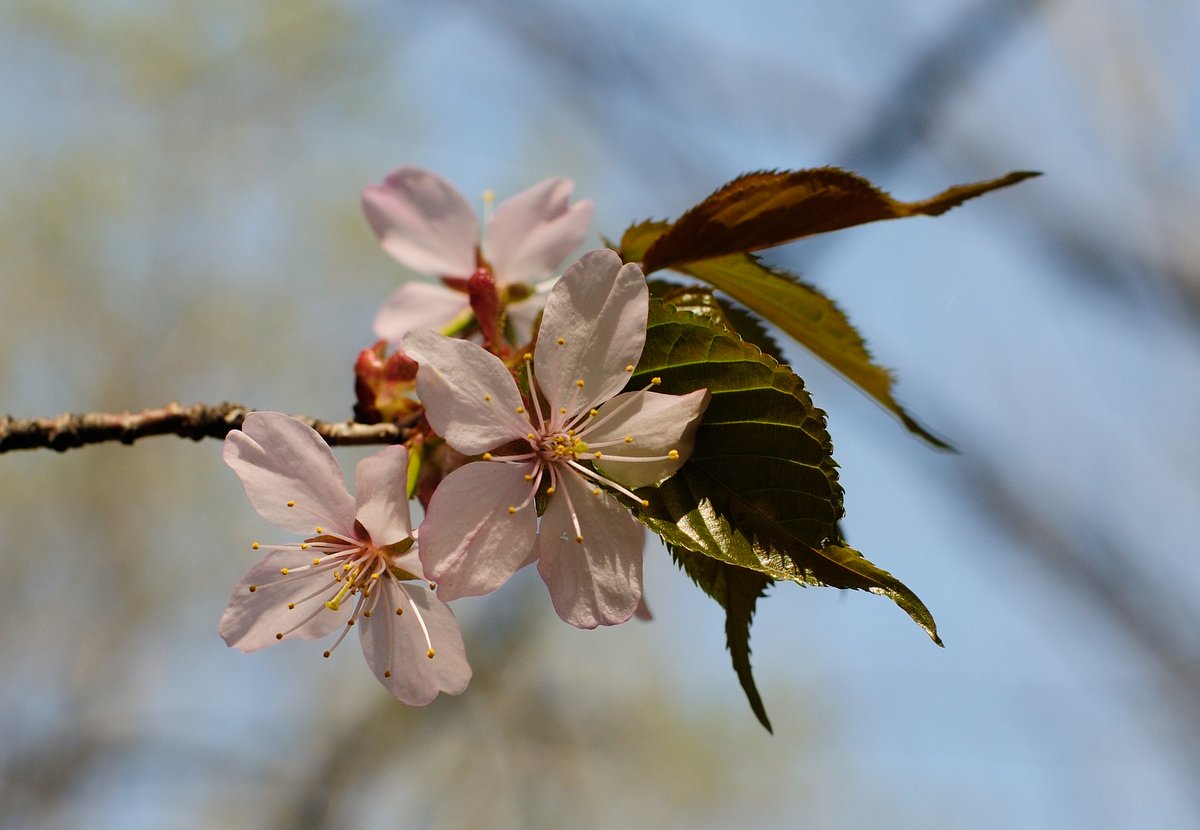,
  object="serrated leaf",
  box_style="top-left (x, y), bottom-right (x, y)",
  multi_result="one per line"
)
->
top-left (621, 221), bottom-right (950, 448)
top-left (683, 255), bottom-right (951, 449)
top-left (672, 546), bottom-right (774, 732)
top-left (632, 299), bottom-right (941, 646)
top-left (637, 167), bottom-right (1040, 272)
top-left (648, 281), bottom-right (786, 365)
